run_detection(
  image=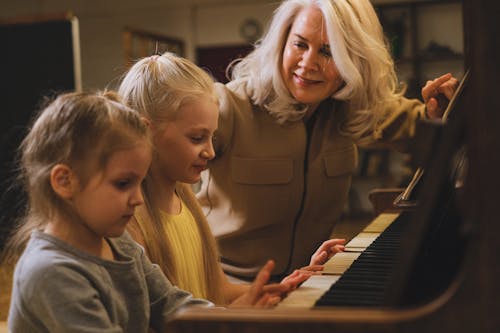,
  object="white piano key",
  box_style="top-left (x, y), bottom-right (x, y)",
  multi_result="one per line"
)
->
top-left (363, 213), bottom-right (399, 233)
top-left (323, 252), bottom-right (361, 275)
top-left (276, 275), bottom-right (340, 309)
top-left (345, 232), bottom-right (379, 249)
